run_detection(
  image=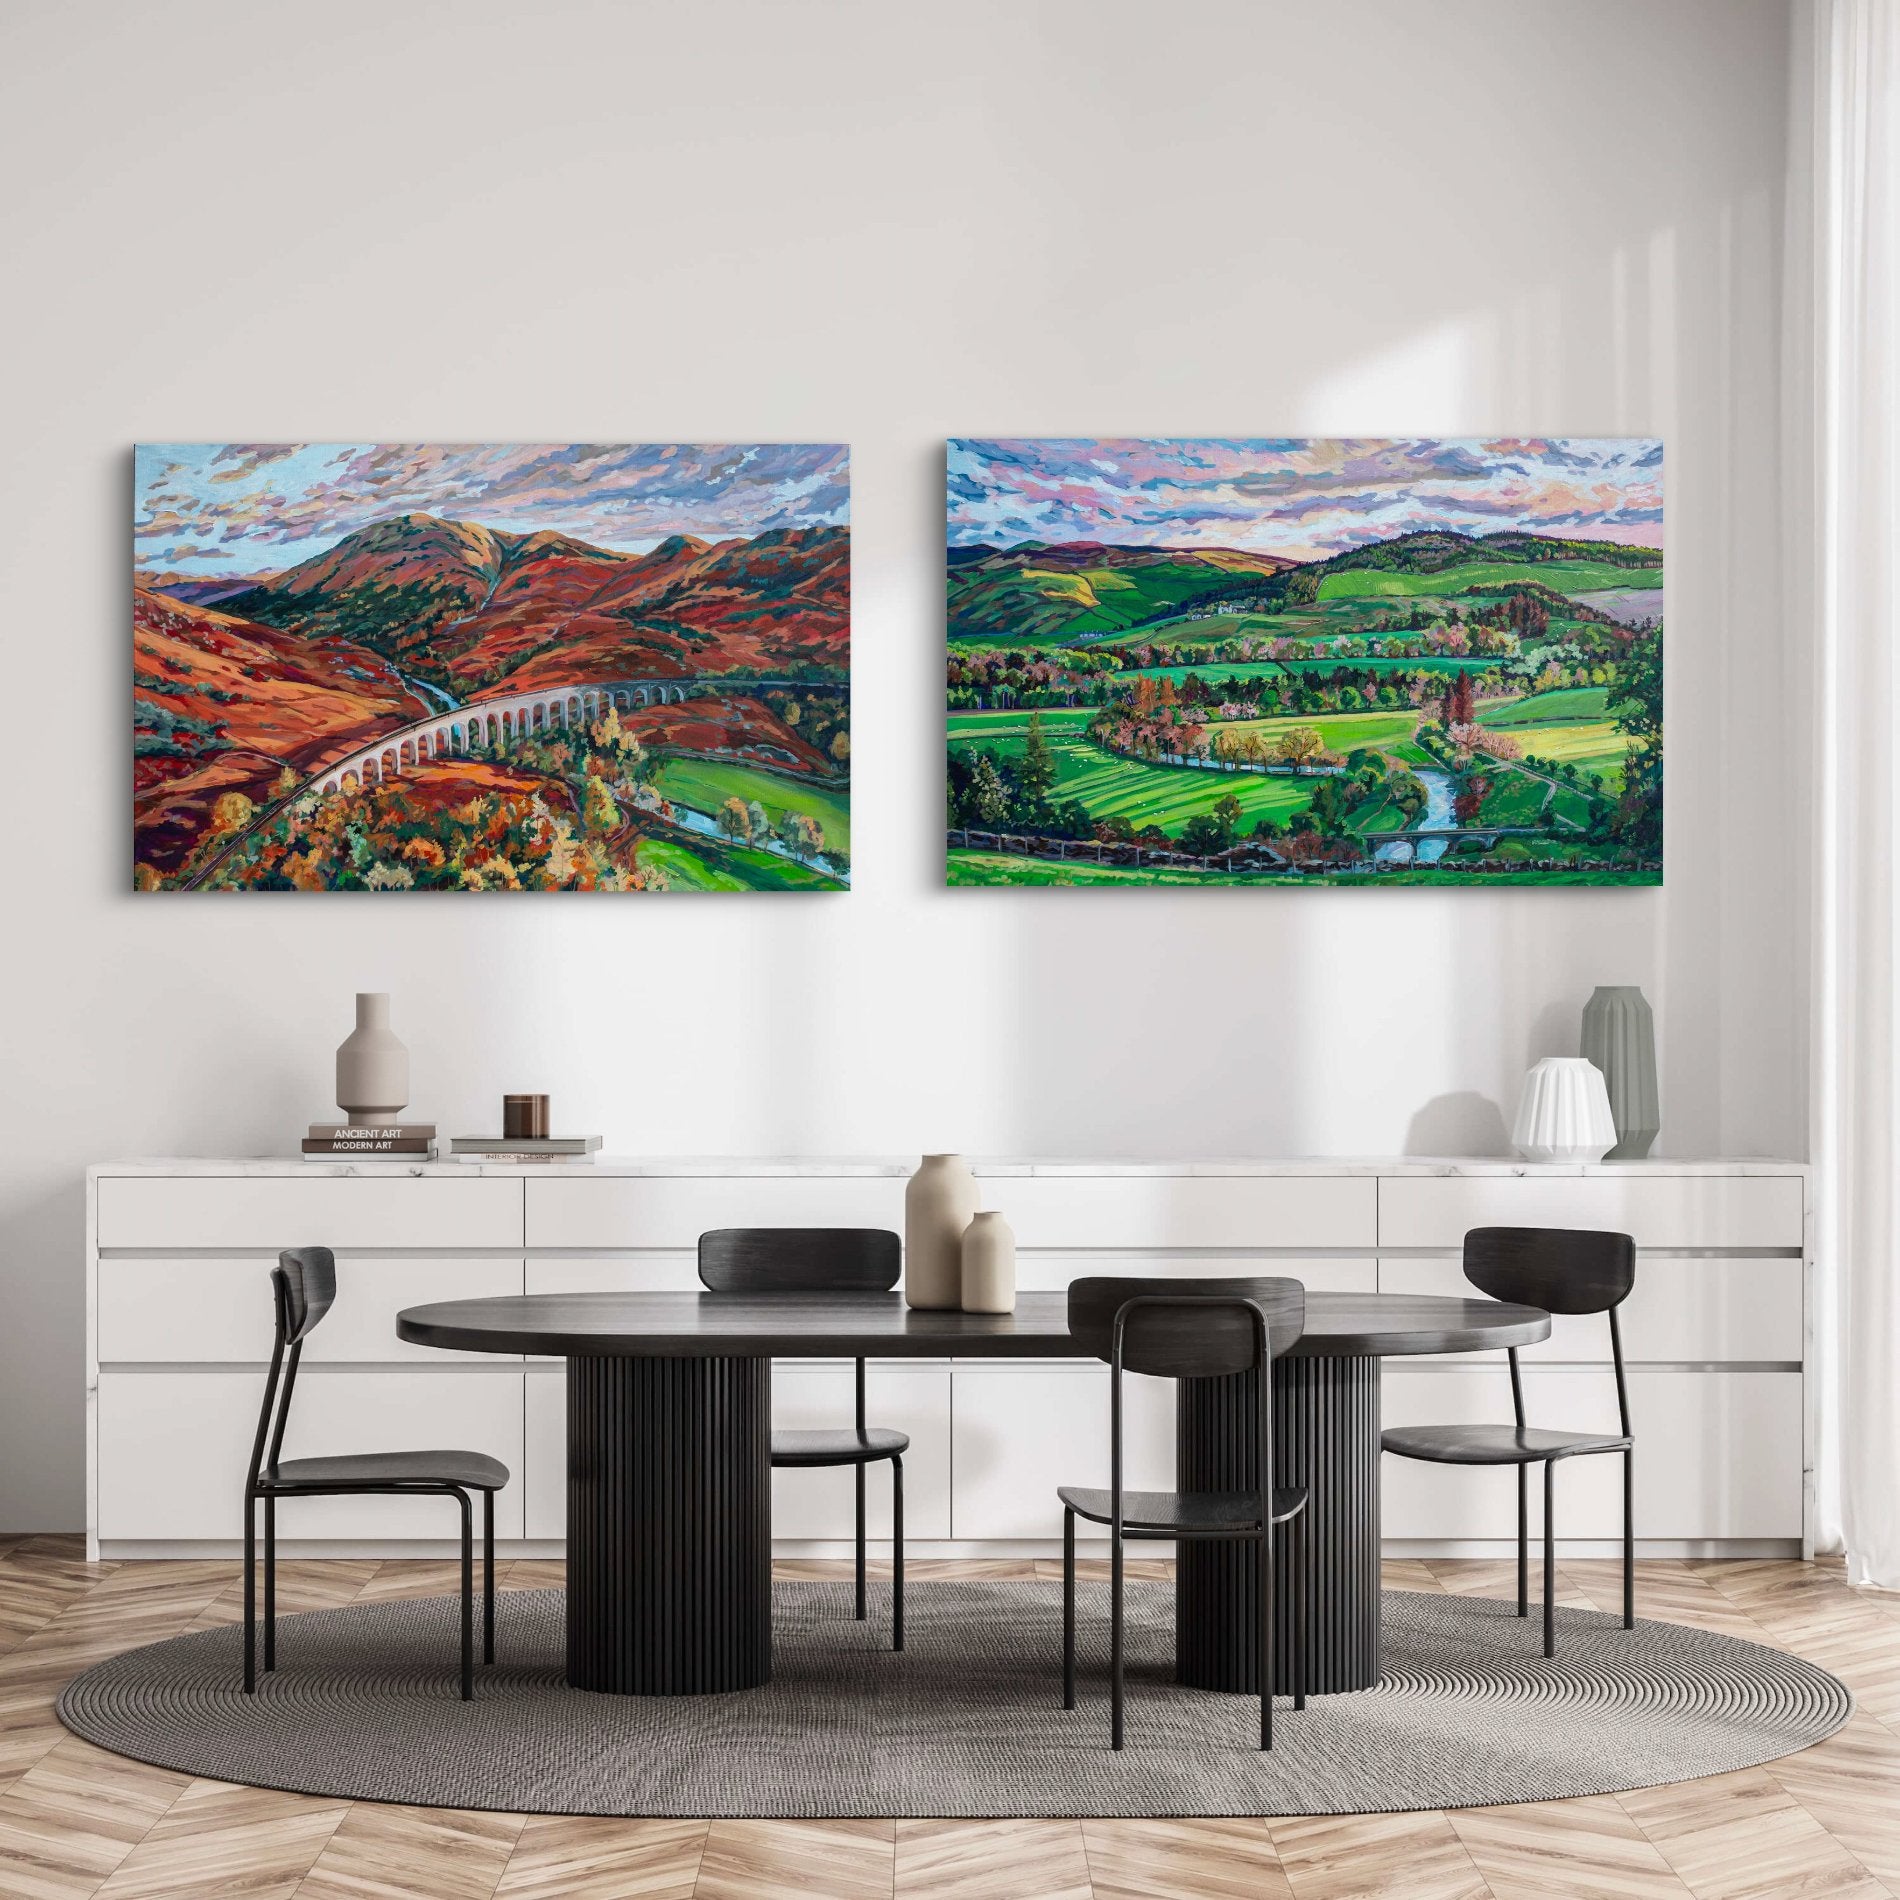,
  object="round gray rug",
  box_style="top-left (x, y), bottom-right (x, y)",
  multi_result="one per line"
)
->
top-left (56, 1582), bottom-right (1849, 1818)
